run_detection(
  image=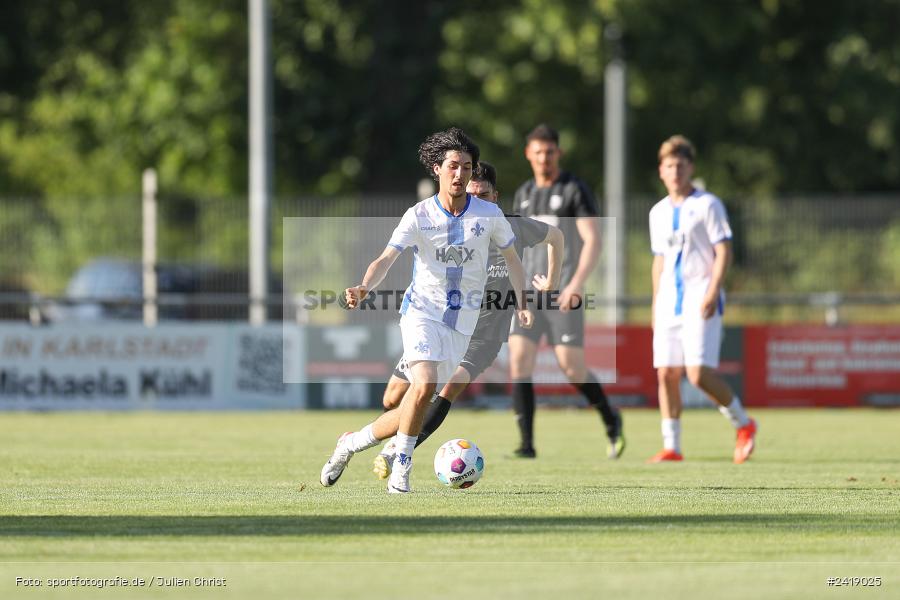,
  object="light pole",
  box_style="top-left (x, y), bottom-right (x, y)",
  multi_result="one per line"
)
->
top-left (249, 0), bottom-right (273, 324)
top-left (604, 23), bottom-right (627, 324)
